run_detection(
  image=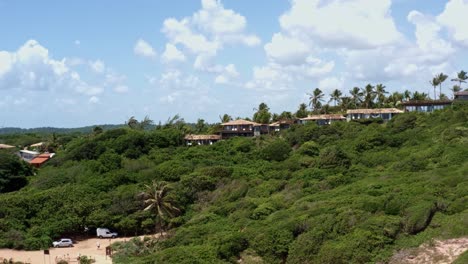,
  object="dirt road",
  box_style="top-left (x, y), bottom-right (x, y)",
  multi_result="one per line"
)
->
top-left (0, 236), bottom-right (140, 264)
